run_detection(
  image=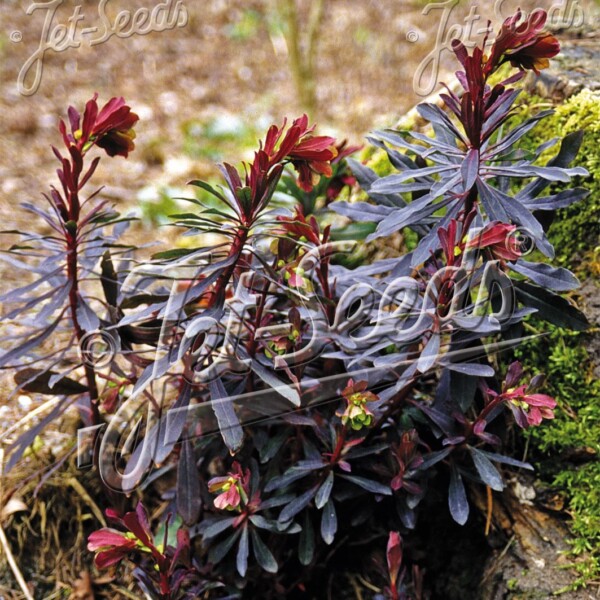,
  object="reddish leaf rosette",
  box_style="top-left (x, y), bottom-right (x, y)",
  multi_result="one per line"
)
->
top-left (484, 361), bottom-right (557, 428)
top-left (208, 461), bottom-right (251, 511)
top-left (263, 114), bottom-right (338, 192)
top-left (487, 9), bottom-right (560, 75)
top-left (60, 93), bottom-right (139, 158)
